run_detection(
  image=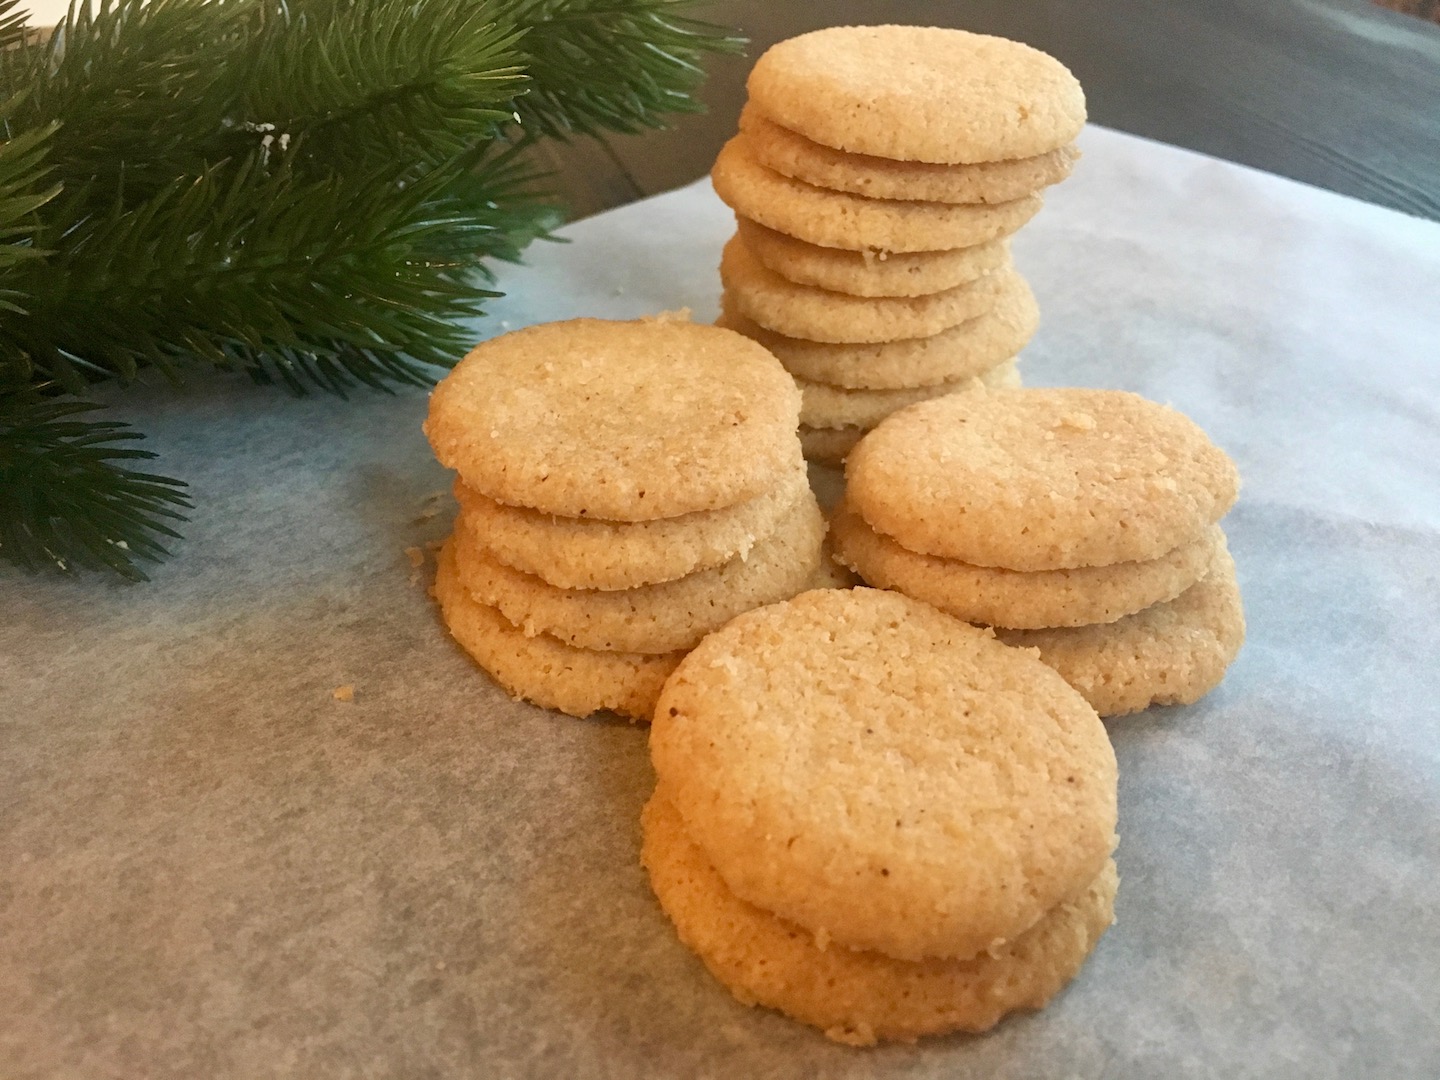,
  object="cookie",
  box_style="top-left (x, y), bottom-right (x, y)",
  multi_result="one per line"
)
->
top-left (642, 789), bottom-right (1117, 1045)
top-left (712, 136), bottom-right (1042, 254)
top-left (721, 237), bottom-right (1014, 344)
top-left (999, 541), bottom-right (1245, 716)
top-left (799, 359), bottom-right (1019, 431)
top-left (799, 424), bottom-right (864, 466)
top-left (746, 26), bottom-right (1086, 164)
top-left (451, 494), bottom-right (825, 654)
top-left (434, 539), bottom-right (680, 720)
top-left (424, 317), bottom-right (801, 521)
top-left (833, 498), bottom-right (1223, 629)
top-left (717, 275), bottom-right (1038, 390)
top-left (740, 105), bottom-right (1080, 204)
top-left (649, 588), bottom-right (1117, 962)
top-left (451, 458), bottom-right (809, 591)
top-left (847, 388), bottom-right (1241, 570)
top-left (735, 217), bottom-right (1009, 298)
